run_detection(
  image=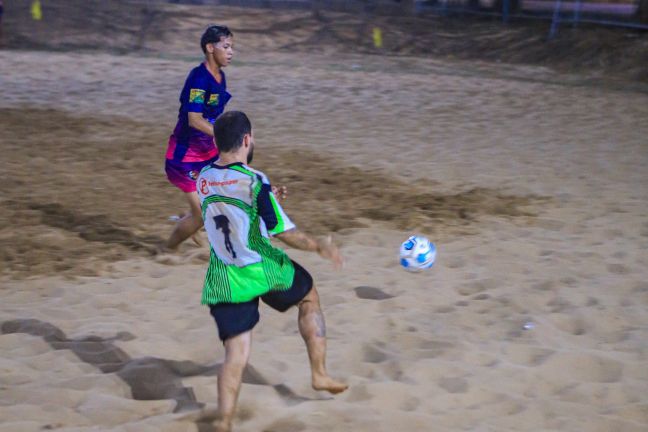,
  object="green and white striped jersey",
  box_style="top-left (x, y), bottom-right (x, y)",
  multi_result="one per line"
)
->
top-left (196, 162), bottom-right (296, 304)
